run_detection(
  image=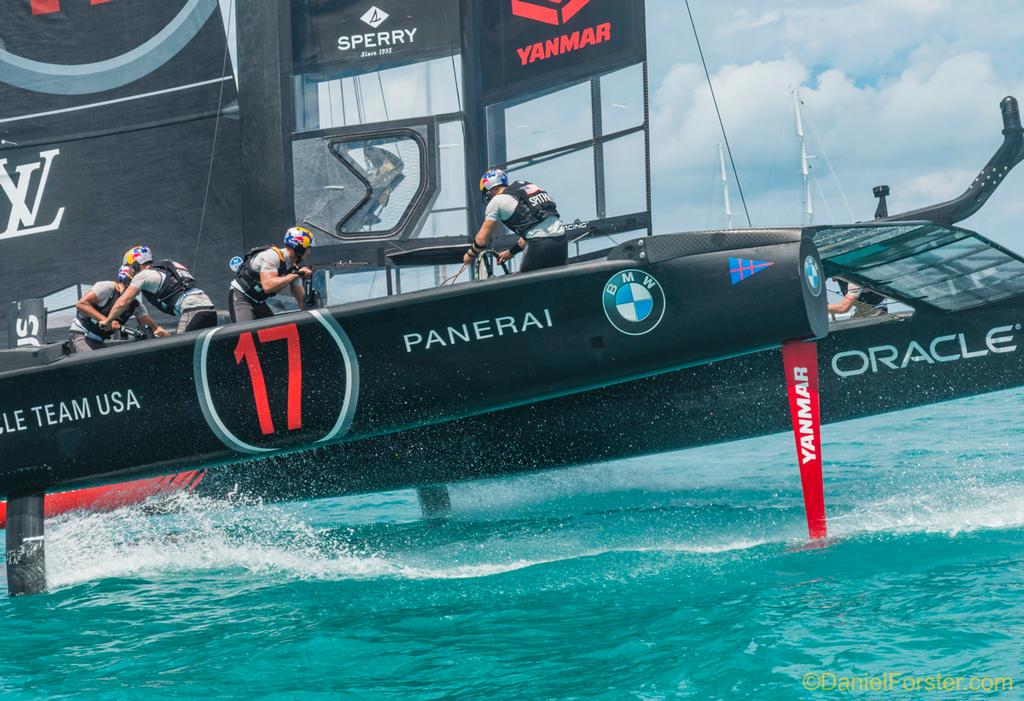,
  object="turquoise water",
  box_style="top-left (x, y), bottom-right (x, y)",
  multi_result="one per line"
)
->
top-left (2, 390), bottom-right (1024, 699)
